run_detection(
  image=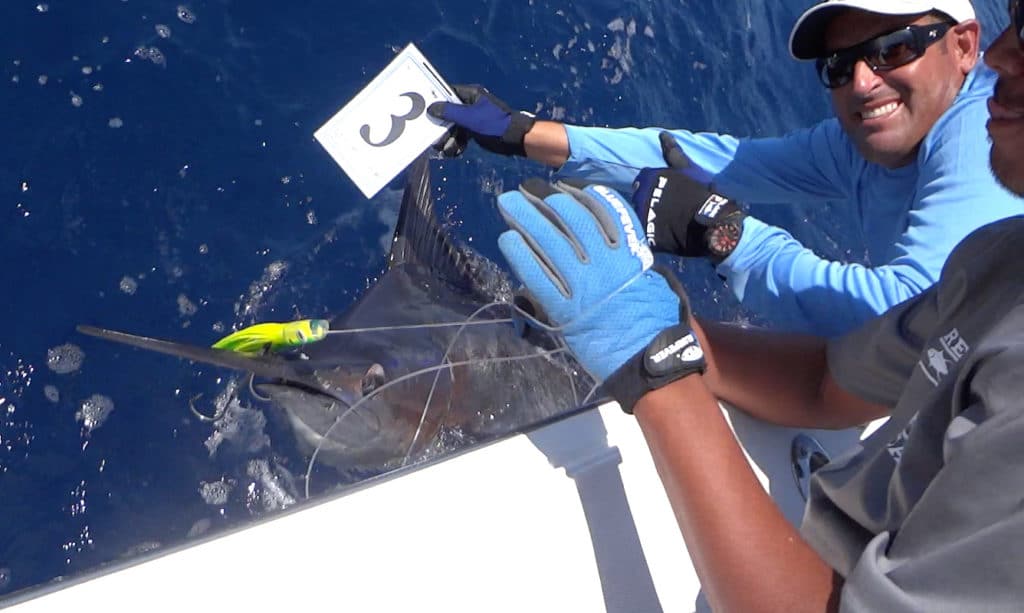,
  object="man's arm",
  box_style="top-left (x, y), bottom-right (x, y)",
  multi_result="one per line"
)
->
top-left (694, 318), bottom-right (888, 428)
top-left (523, 120), bottom-right (570, 167)
top-left (692, 277), bottom-right (943, 427)
top-left (432, 86), bottom-right (855, 202)
top-left (628, 288), bottom-right (937, 609)
top-left (559, 122), bottom-right (853, 198)
top-left (633, 374), bottom-right (843, 612)
top-left (717, 219), bottom-right (935, 337)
